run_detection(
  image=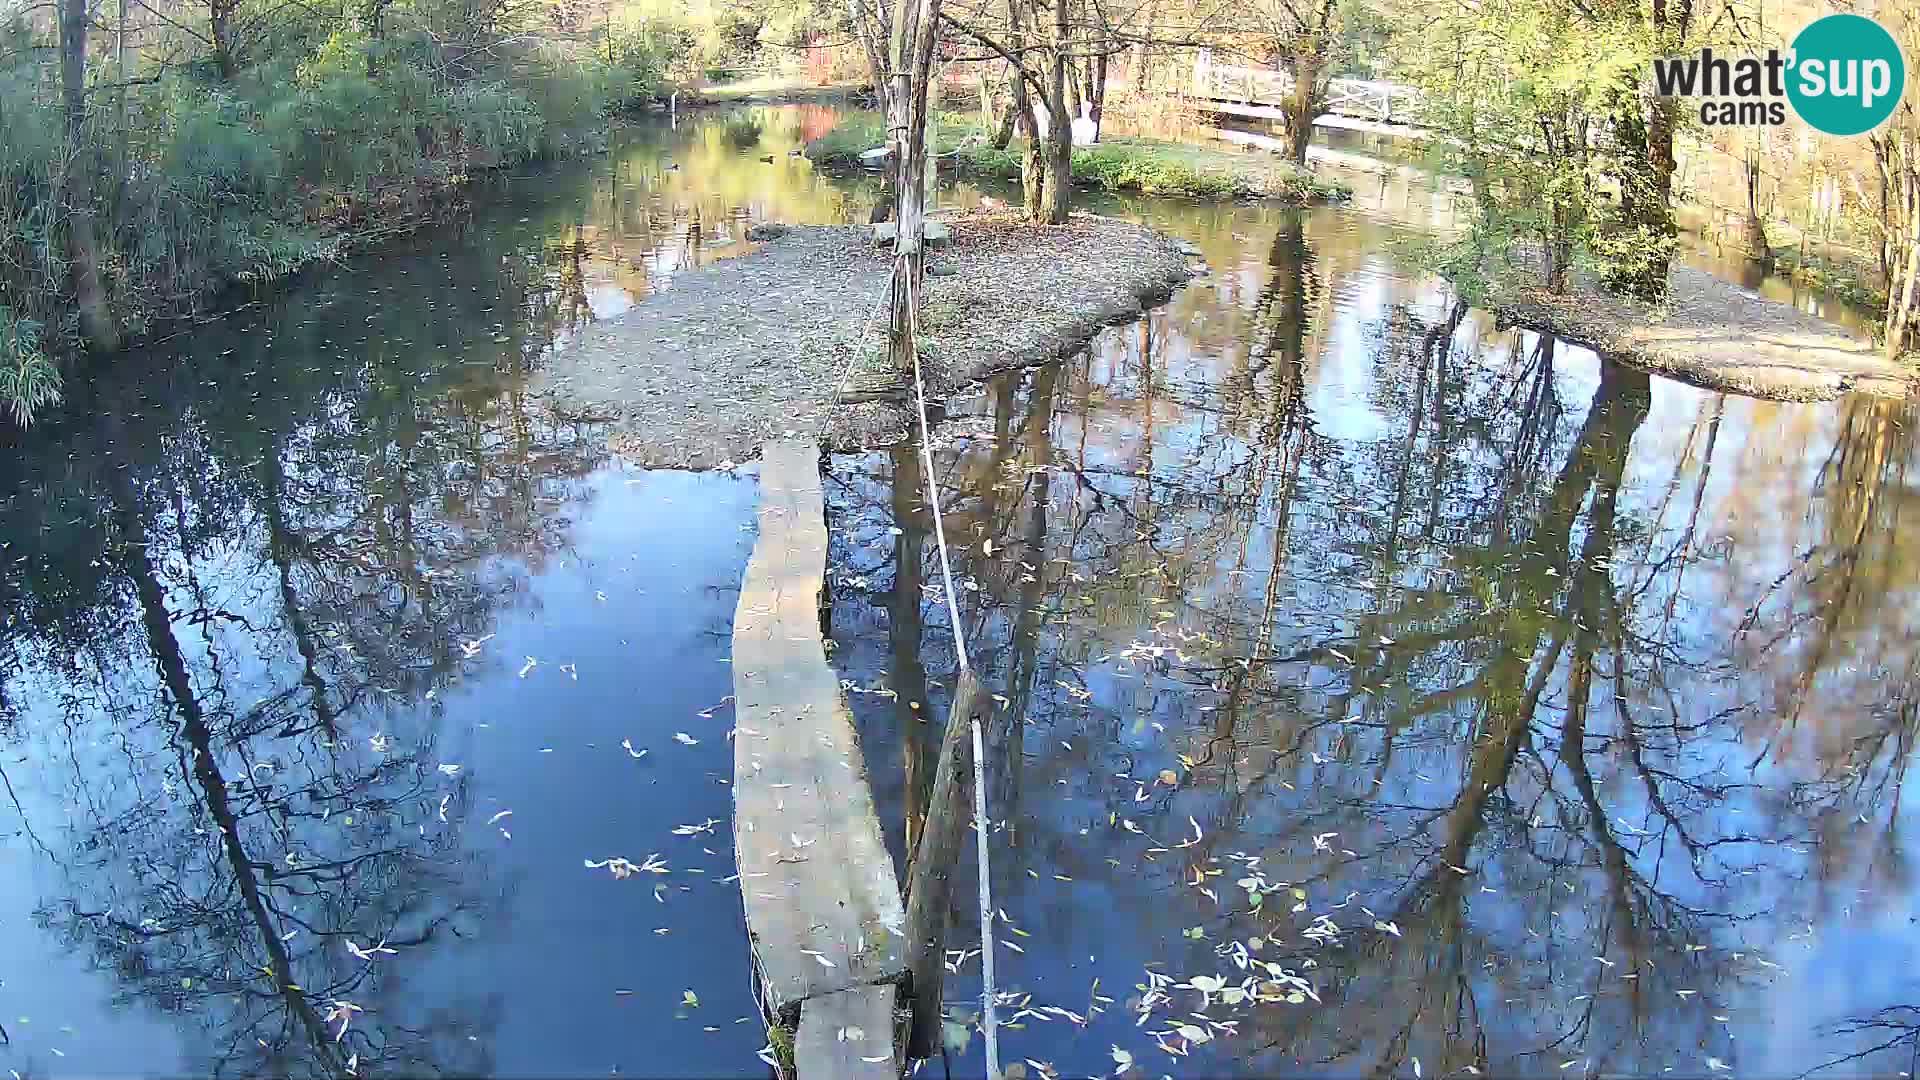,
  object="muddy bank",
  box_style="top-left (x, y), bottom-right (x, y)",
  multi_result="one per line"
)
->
top-left (1485, 263), bottom-right (1914, 402)
top-left (532, 212), bottom-right (1192, 467)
